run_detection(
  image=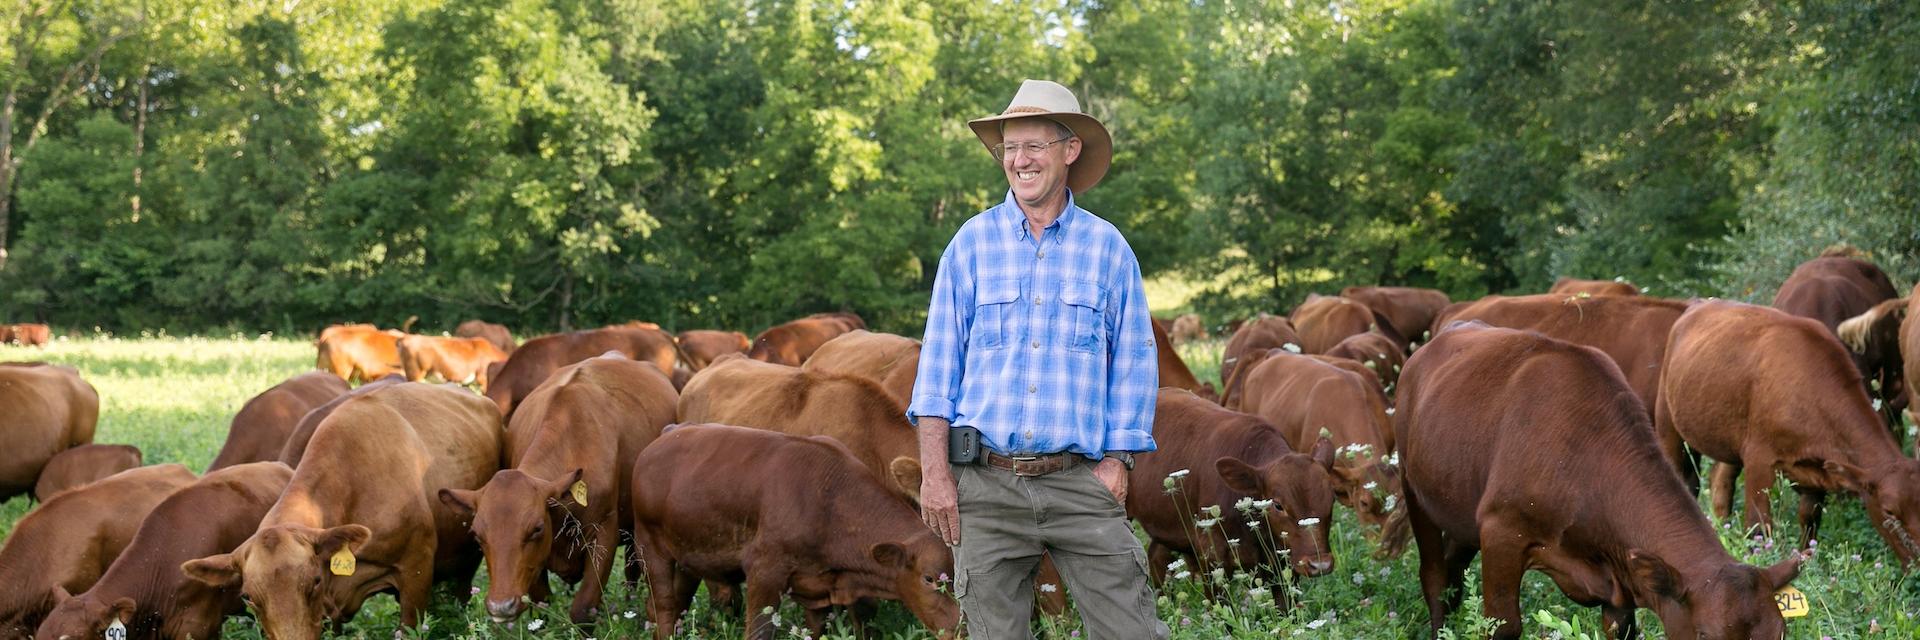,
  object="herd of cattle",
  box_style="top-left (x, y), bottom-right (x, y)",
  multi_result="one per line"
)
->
top-left (1, 247), bottom-right (1917, 639)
